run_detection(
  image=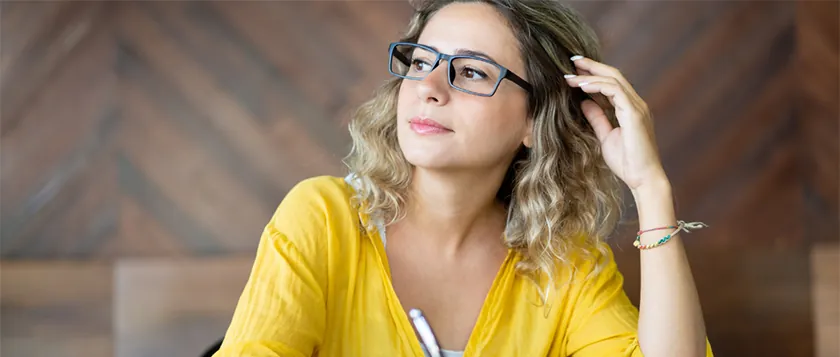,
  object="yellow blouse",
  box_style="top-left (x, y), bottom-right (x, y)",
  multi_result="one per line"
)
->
top-left (215, 176), bottom-right (713, 357)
